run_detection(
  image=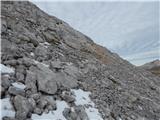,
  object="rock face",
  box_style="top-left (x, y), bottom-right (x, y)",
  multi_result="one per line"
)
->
top-left (14, 95), bottom-right (32, 119)
top-left (1, 1), bottom-right (160, 120)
